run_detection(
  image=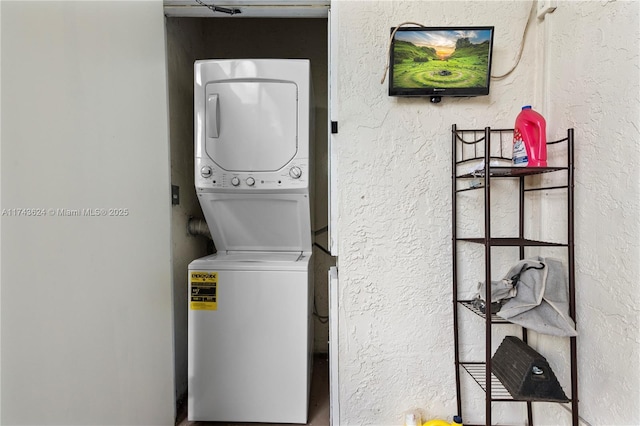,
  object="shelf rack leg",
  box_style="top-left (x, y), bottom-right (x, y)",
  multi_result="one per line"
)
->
top-left (483, 127), bottom-right (492, 426)
top-left (519, 174), bottom-right (534, 426)
top-left (568, 128), bottom-right (579, 426)
top-left (451, 124), bottom-right (463, 419)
